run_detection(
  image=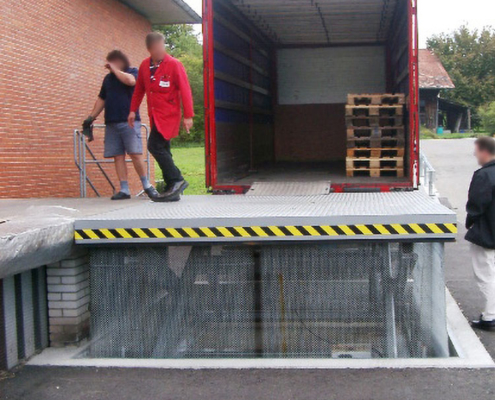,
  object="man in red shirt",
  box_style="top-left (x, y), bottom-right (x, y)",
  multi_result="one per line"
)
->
top-left (128, 32), bottom-right (194, 202)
